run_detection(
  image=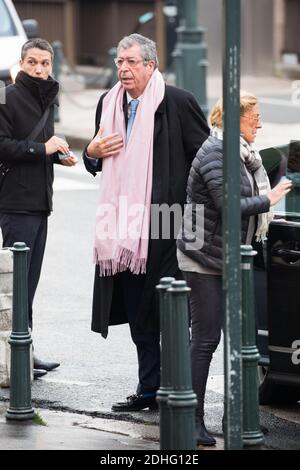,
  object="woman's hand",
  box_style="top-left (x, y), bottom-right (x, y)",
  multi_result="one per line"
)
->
top-left (268, 179), bottom-right (292, 206)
